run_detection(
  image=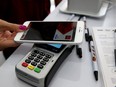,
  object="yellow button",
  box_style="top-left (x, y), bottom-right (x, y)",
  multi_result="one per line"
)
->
top-left (28, 65), bottom-right (35, 70)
